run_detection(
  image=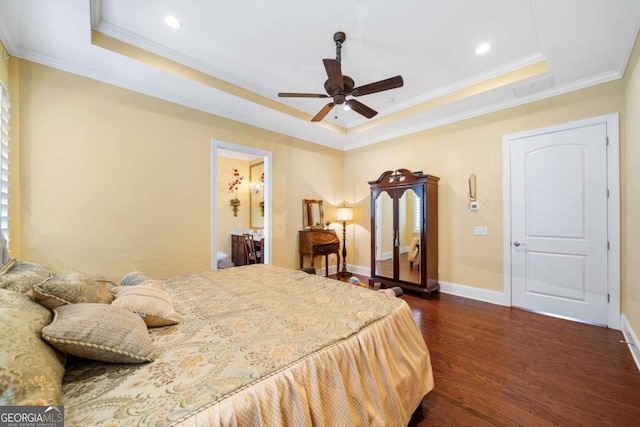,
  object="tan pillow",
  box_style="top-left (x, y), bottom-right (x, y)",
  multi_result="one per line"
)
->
top-left (110, 281), bottom-right (180, 327)
top-left (0, 288), bottom-right (65, 405)
top-left (41, 303), bottom-right (155, 364)
top-left (0, 261), bottom-right (55, 294)
top-left (0, 232), bottom-right (15, 274)
top-left (0, 258), bottom-right (16, 275)
top-left (30, 273), bottom-right (114, 309)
